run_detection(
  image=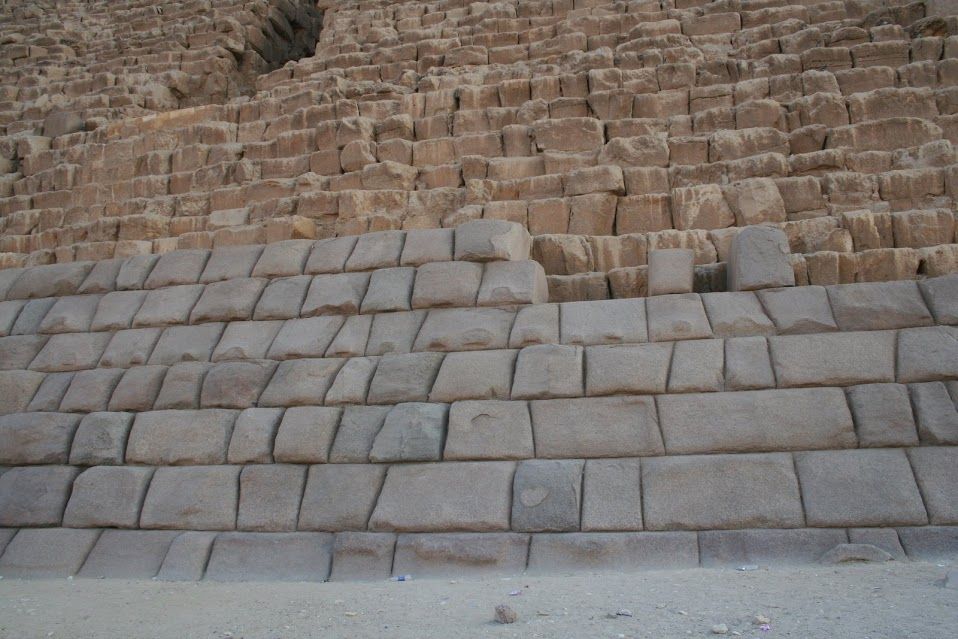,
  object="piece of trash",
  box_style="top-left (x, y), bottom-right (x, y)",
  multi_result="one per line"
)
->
top-left (494, 604), bottom-right (517, 624)
top-left (737, 565), bottom-right (759, 572)
top-left (759, 624), bottom-right (772, 632)
top-left (391, 574), bottom-right (412, 582)
top-left (508, 590), bottom-right (521, 596)
top-left (615, 609), bottom-right (633, 617)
